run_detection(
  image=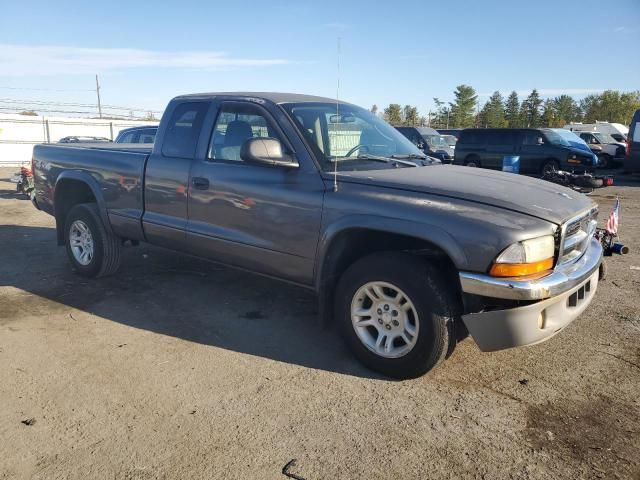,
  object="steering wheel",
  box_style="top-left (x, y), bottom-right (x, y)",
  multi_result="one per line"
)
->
top-left (344, 144), bottom-right (369, 157)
